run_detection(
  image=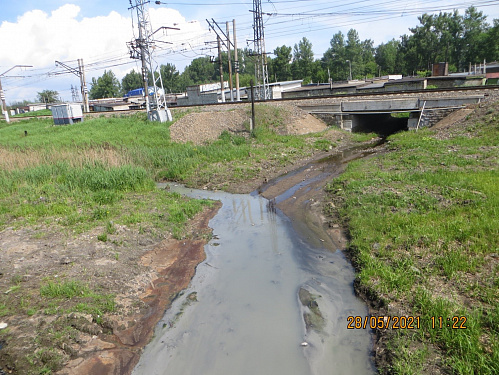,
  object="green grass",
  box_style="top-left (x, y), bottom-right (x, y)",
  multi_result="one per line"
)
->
top-left (40, 280), bottom-right (90, 299)
top-left (37, 279), bottom-right (116, 317)
top-left (11, 109), bottom-right (52, 118)
top-left (391, 112), bottom-right (410, 119)
top-left (0, 112), bottom-right (220, 237)
top-left (325, 103), bottom-right (499, 374)
top-left (0, 107), bottom-right (321, 190)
